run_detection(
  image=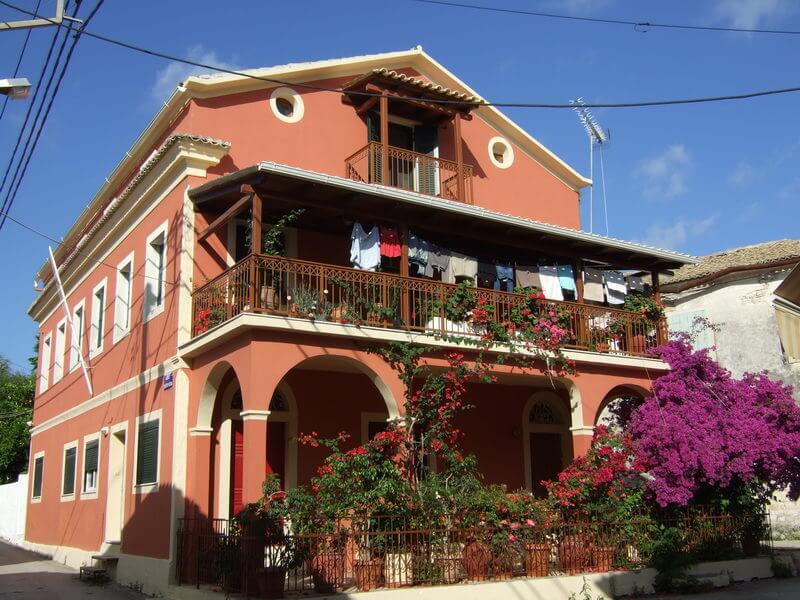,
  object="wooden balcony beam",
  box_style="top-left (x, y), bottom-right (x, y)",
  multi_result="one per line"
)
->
top-left (197, 191), bottom-right (253, 243)
top-left (355, 96), bottom-right (380, 116)
top-left (364, 83), bottom-right (473, 120)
